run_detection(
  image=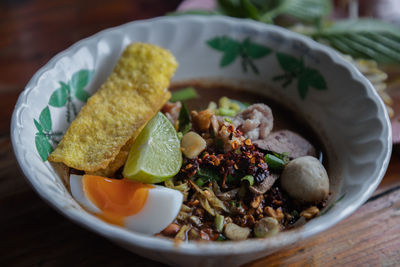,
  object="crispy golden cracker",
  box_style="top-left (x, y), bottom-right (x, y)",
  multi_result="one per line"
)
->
top-left (87, 137), bottom-right (135, 177)
top-left (48, 43), bottom-right (178, 172)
